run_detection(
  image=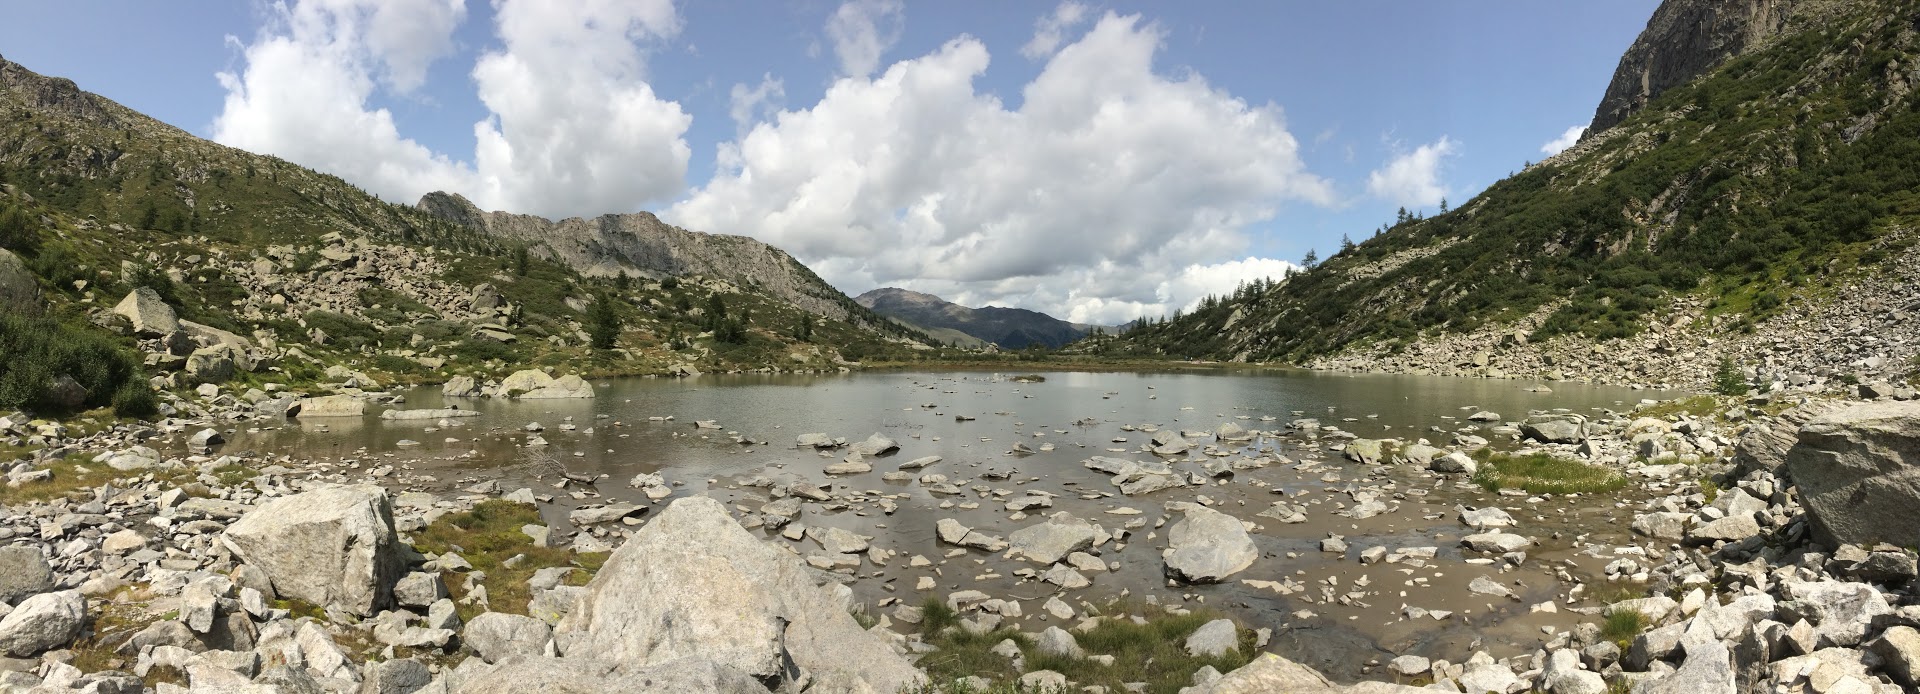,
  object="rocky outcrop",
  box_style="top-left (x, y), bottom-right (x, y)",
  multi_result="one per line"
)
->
top-left (1785, 401), bottom-right (1920, 548)
top-left (1588, 0), bottom-right (1795, 134)
top-left (221, 486), bottom-right (406, 617)
top-left (418, 191), bottom-right (856, 321)
top-left (554, 496), bottom-right (922, 692)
